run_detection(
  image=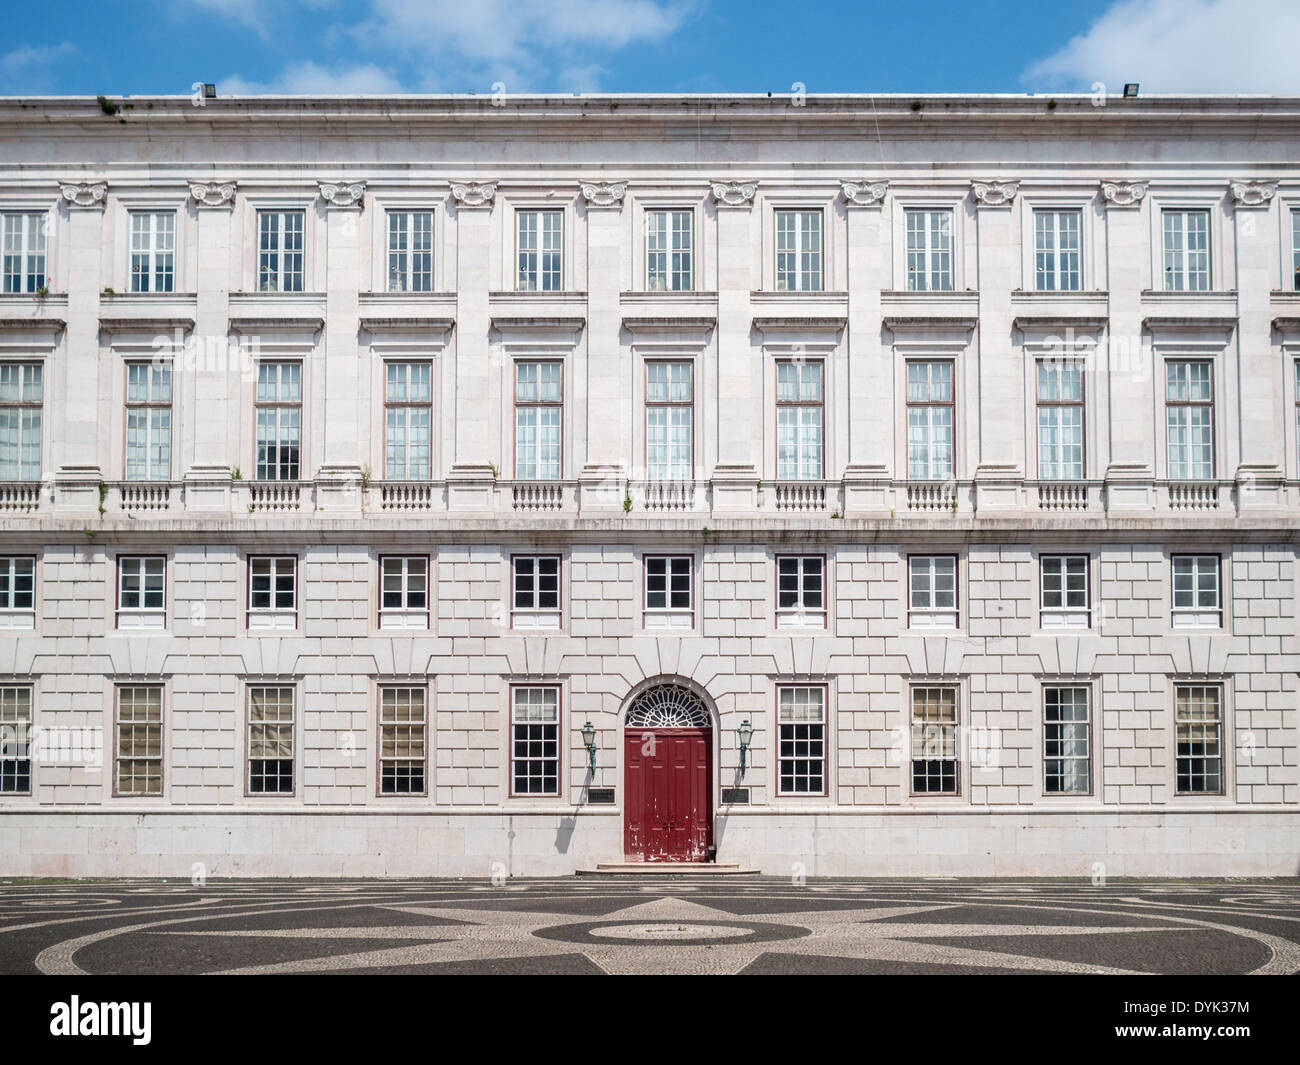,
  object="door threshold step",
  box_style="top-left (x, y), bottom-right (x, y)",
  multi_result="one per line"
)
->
top-left (576, 863), bottom-right (761, 875)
